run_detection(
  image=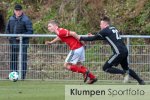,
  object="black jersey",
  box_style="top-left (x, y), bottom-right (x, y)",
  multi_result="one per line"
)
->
top-left (80, 26), bottom-right (128, 54)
